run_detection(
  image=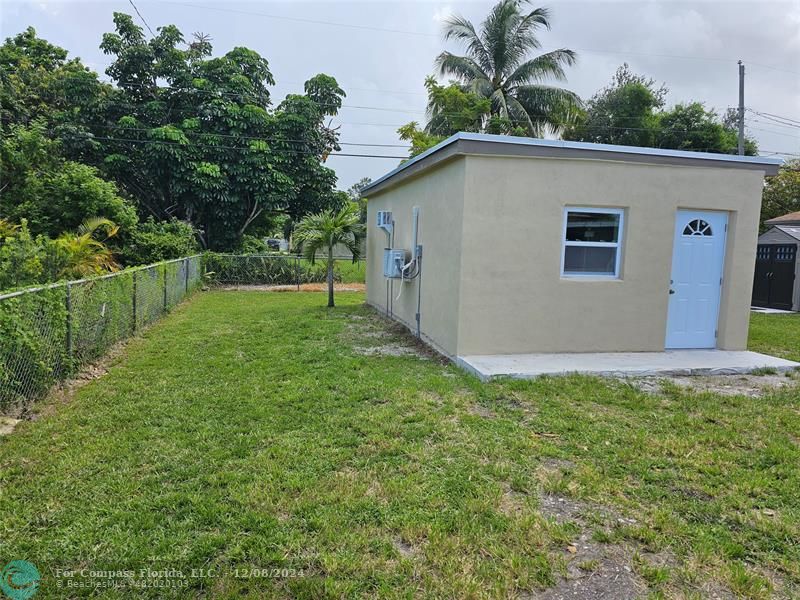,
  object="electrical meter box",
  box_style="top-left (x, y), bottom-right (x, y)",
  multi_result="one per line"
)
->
top-left (383, 248), bottom-right (407, 278)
